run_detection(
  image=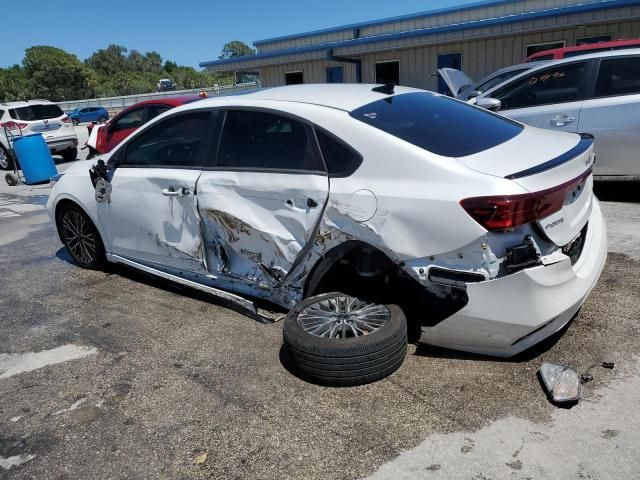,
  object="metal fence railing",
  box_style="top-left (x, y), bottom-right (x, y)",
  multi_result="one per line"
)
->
top-left (56, 82), bottom-right (261, 113)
